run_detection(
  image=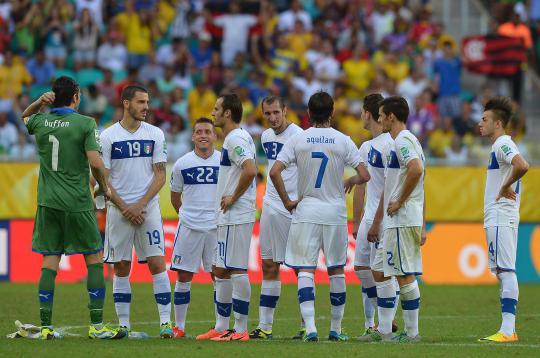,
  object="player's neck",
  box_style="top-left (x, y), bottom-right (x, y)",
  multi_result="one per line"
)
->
top-left (120, 115), bottom-right (141, 133)
top-left (390, 123), bottom-right (406, 139)
top-left (194, 147), bottom-right (214, 159)
top-left (273, 121), bottom-right (290, 135)
top-left (490, 130), bottom-right (506, 144)
top-left (371, 126), bottom-right (383, 138)
top-left (222, 121), bottom-right (240, 137)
